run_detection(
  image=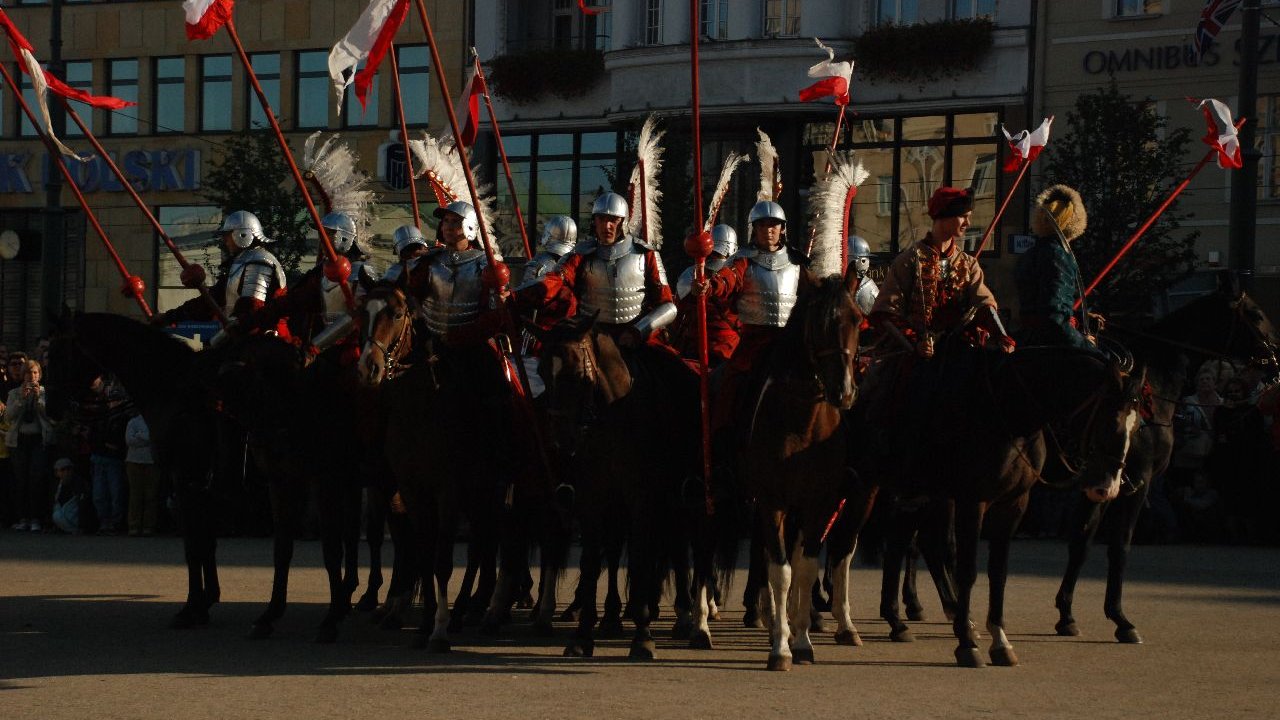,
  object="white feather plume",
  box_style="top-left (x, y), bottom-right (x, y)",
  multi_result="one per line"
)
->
top-left (755, 128), bottom-right (779, 202)
top-left (703, 151), bottom-right (748, 232)
top-left (407, 131), bottom-right (502, 258)
top-left (301, 131), bottom-right (377, 240)
top-left (807, 151), bottom-right (869, 279)
top-left (626, 114), bottom-right (665, 249)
